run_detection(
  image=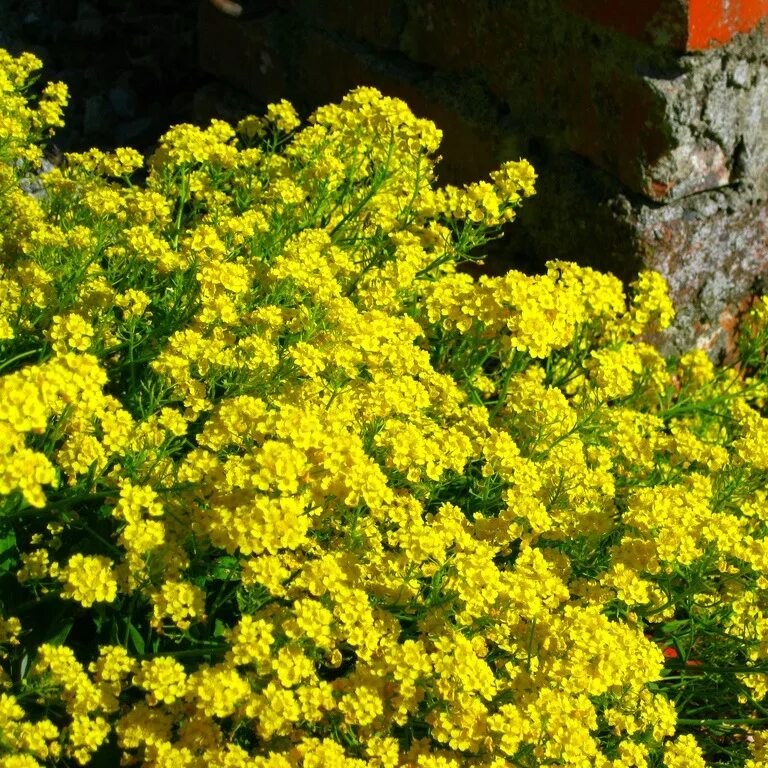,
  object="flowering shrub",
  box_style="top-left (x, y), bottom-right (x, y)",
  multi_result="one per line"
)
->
top-left (1, 47), bottom-right (768, 767)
